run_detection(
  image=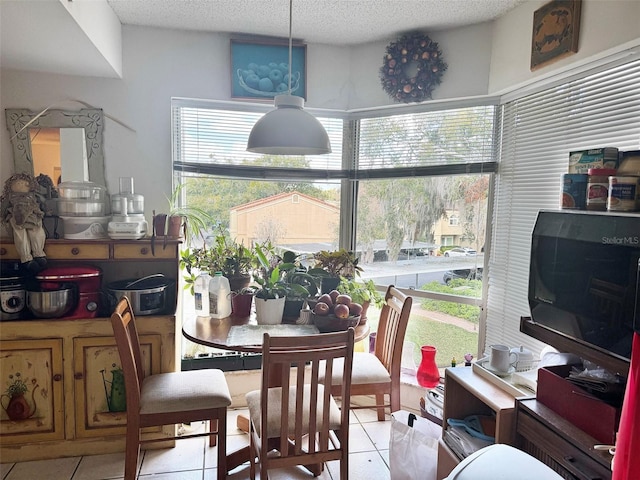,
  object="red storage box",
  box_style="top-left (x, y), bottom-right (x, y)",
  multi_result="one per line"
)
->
top-left (537, 365), bottom-right (621, 444)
